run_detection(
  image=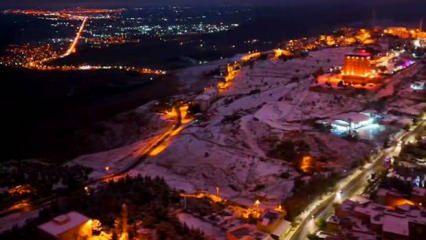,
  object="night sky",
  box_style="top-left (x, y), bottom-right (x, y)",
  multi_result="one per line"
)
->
top-left (0, 0), bottom-right (423, 8)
